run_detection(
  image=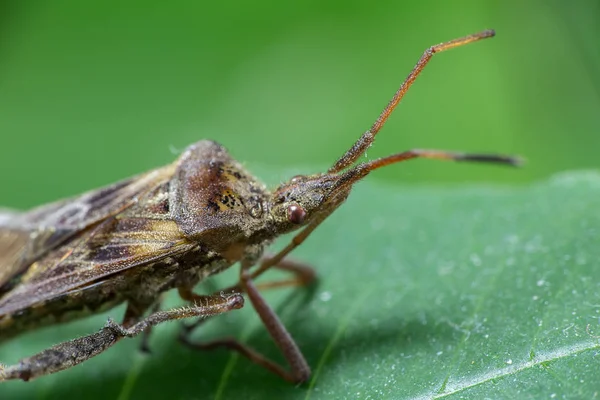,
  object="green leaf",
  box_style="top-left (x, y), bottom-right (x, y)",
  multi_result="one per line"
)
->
top-left (1, 171), bottom-right (599, 399)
